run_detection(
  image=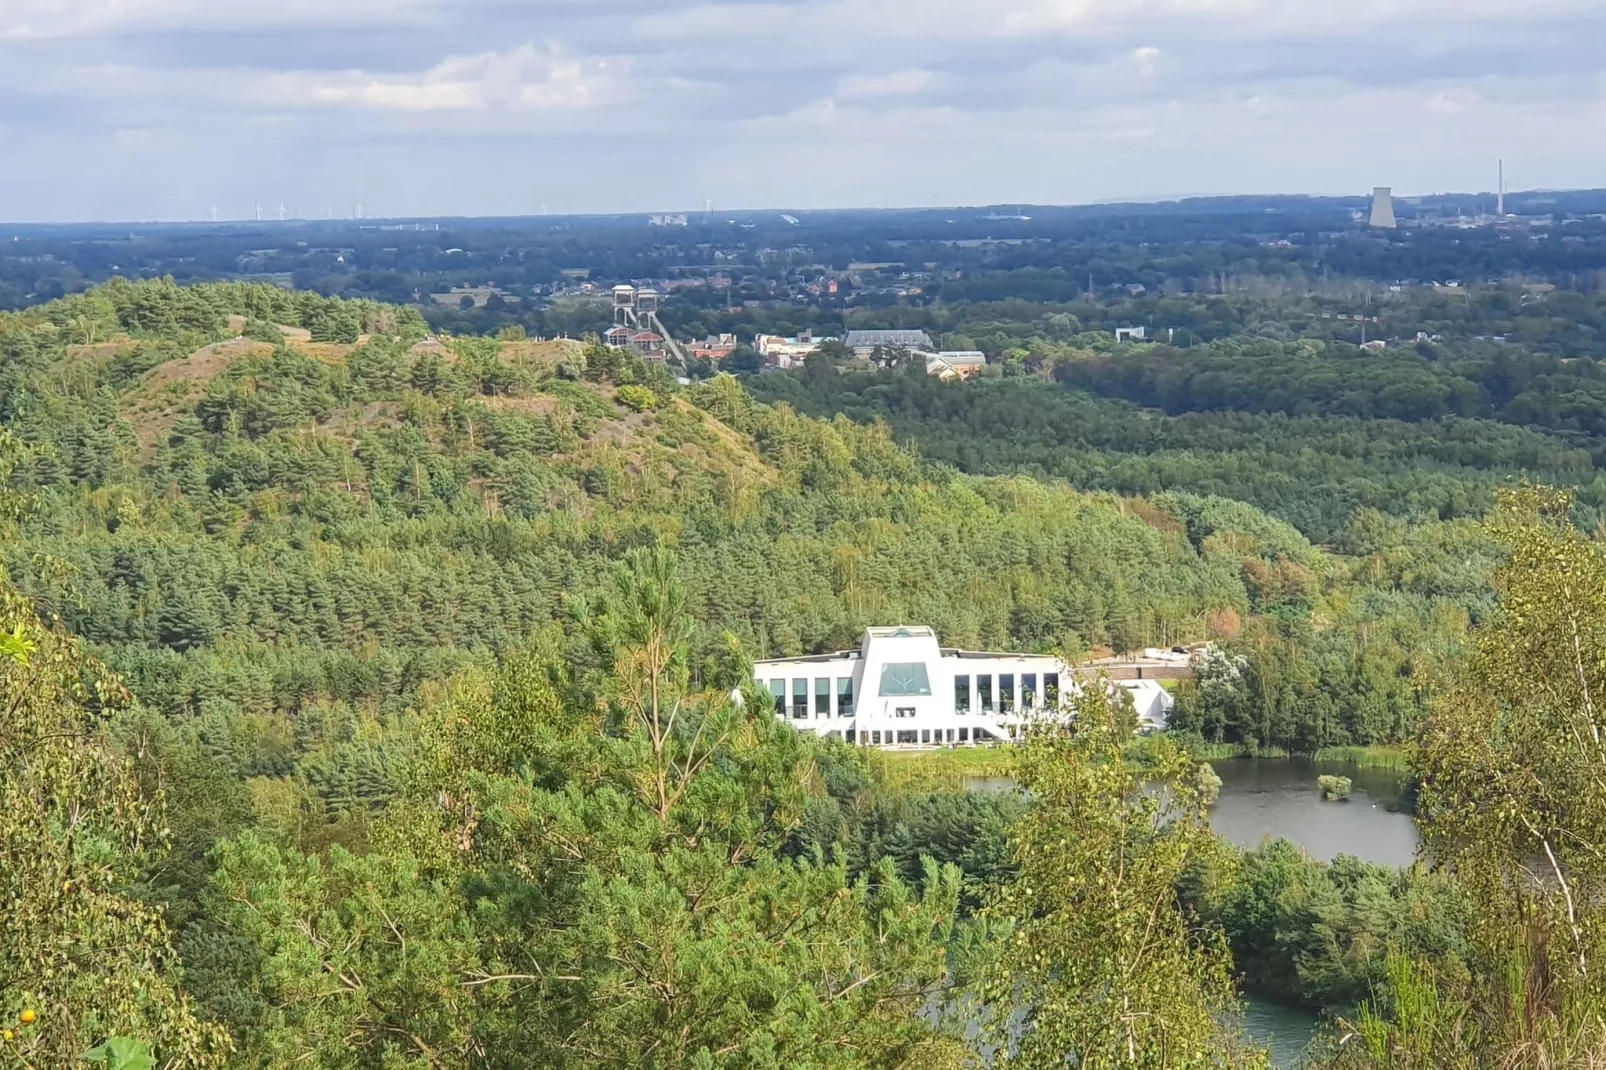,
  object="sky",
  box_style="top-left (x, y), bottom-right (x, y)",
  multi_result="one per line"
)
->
top-left (1, 0), bottom-right (1605, 222)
